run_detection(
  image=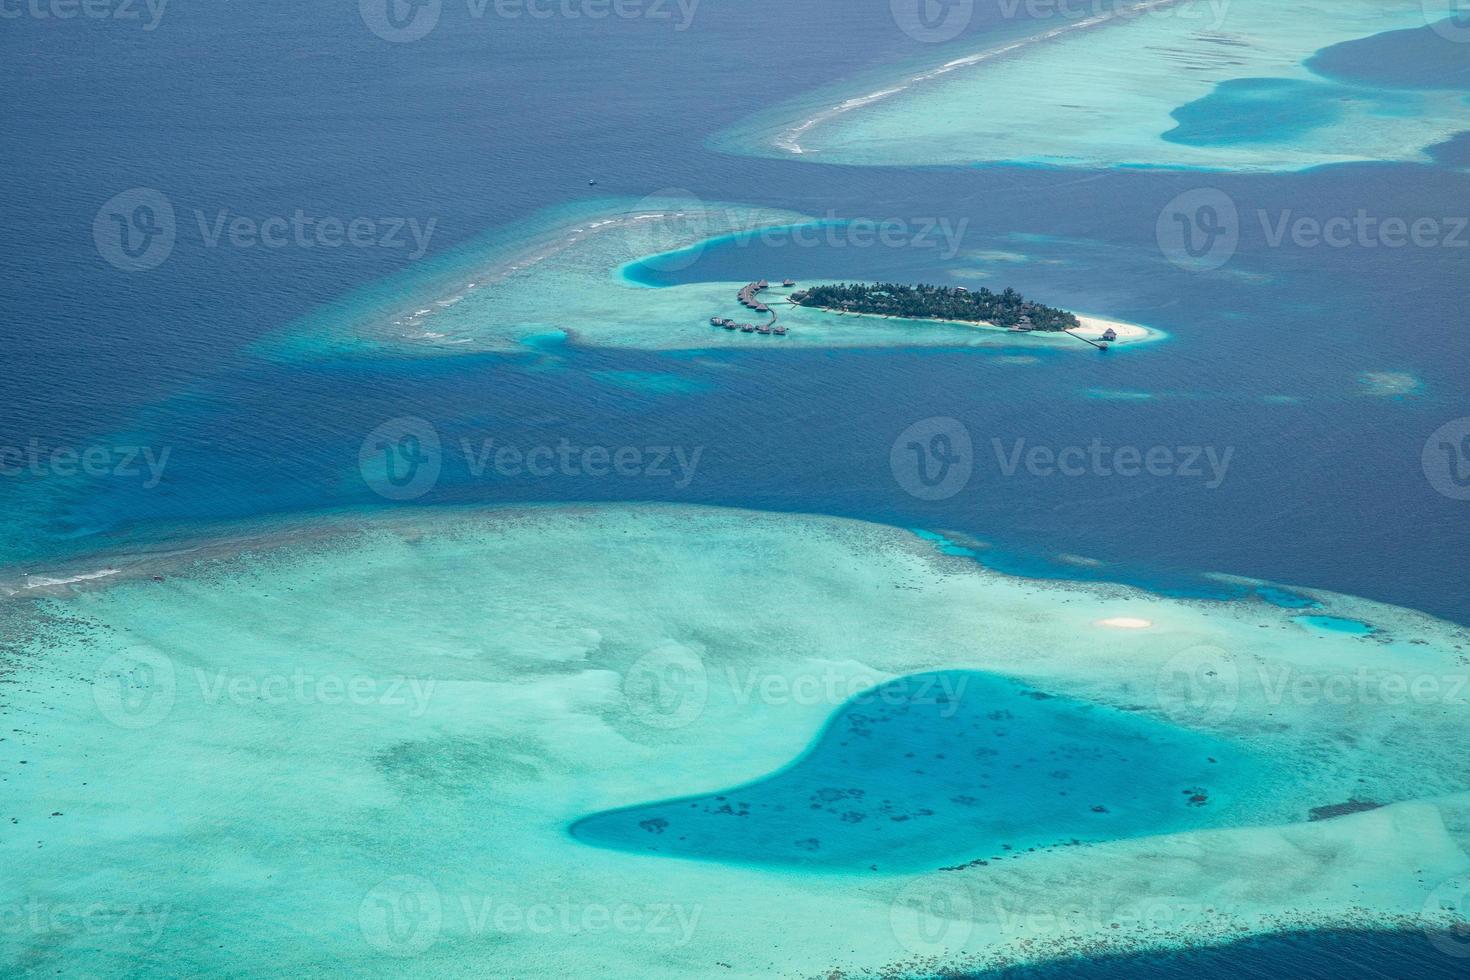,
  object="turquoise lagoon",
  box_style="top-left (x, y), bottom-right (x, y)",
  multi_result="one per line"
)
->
top-left (572, 671), bottom-right (1265, 871)
top-left (1294, 614), bottom-right (1379, 636)
top-left (712, 2), bottom-right (1470, 171)
top-left (258, 196), bottom-right (1159, 359)
top-left (3, 505), bottom-right (1468, 976)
